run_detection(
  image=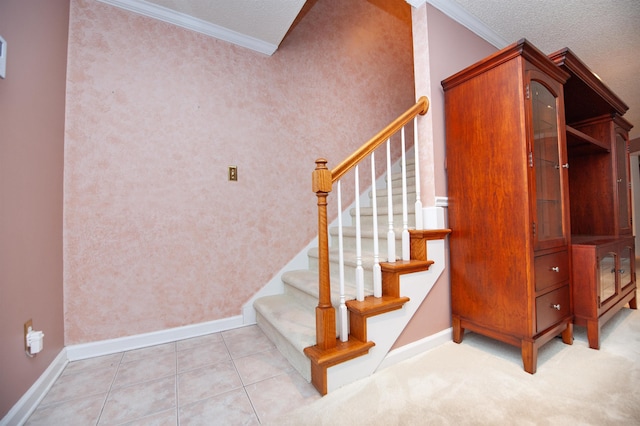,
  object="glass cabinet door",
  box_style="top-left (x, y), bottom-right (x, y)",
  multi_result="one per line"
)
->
top-left (619, 245), bottom-right (633, 290)
top-left (599, 252), bottom-right (617, 304)
top-left (615, 132), bottom-right (631, 232)
top-left (530, 79), bottom-right (566, 249)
